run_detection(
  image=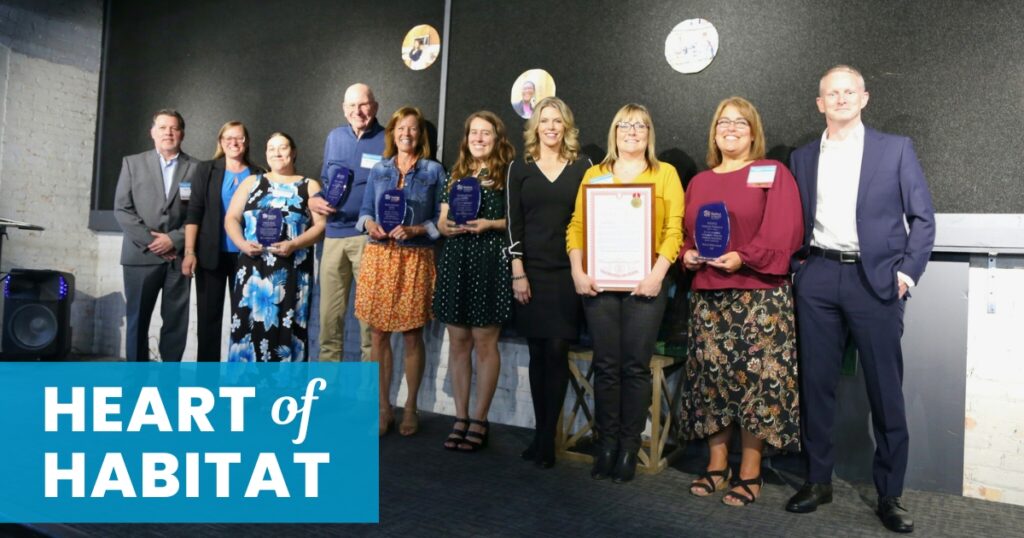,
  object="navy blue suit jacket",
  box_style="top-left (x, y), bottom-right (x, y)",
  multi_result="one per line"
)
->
top-left (790, 126), bottom-right (936, 301)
